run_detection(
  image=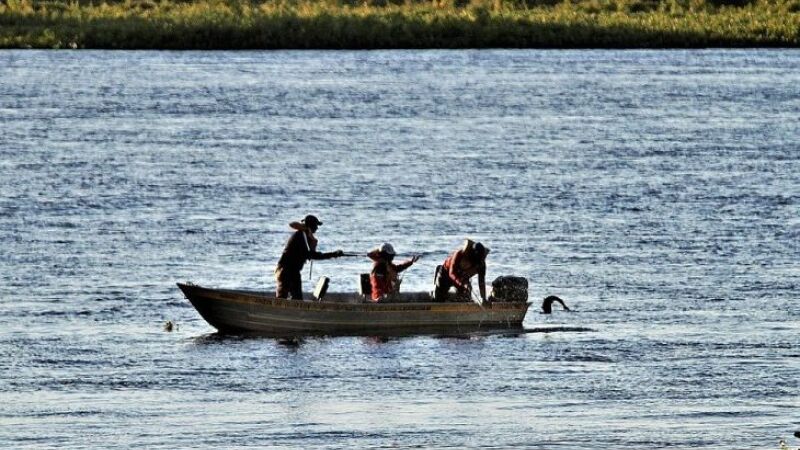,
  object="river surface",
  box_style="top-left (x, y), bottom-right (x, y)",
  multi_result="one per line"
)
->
top-left (1, 49), bottom-right (798, 449)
